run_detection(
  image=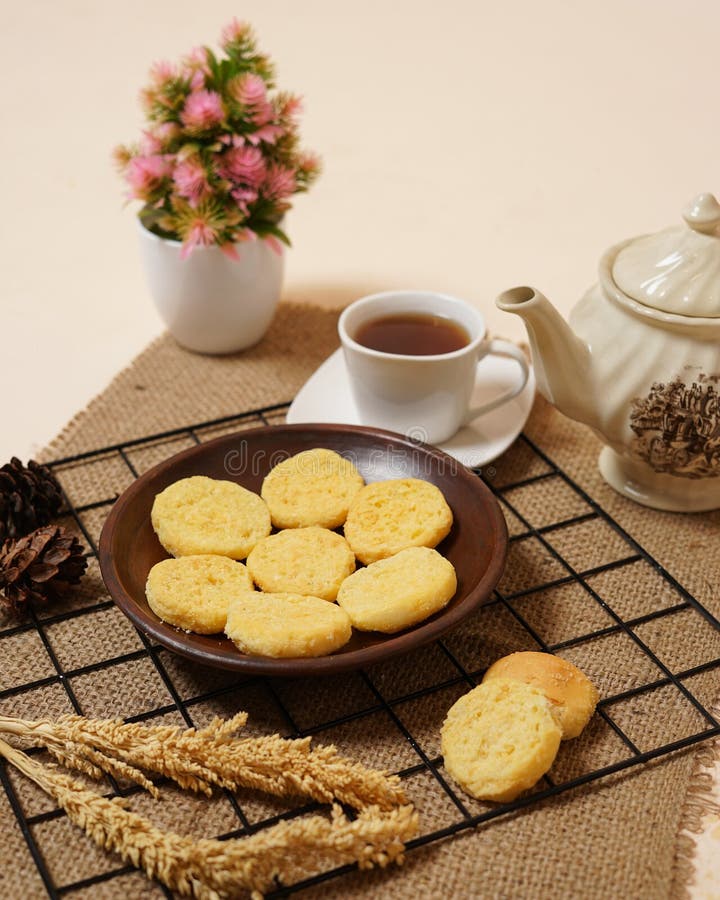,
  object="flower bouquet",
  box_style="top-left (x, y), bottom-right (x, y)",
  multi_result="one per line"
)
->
top-left (115, 19), bottom-right (320, 260)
